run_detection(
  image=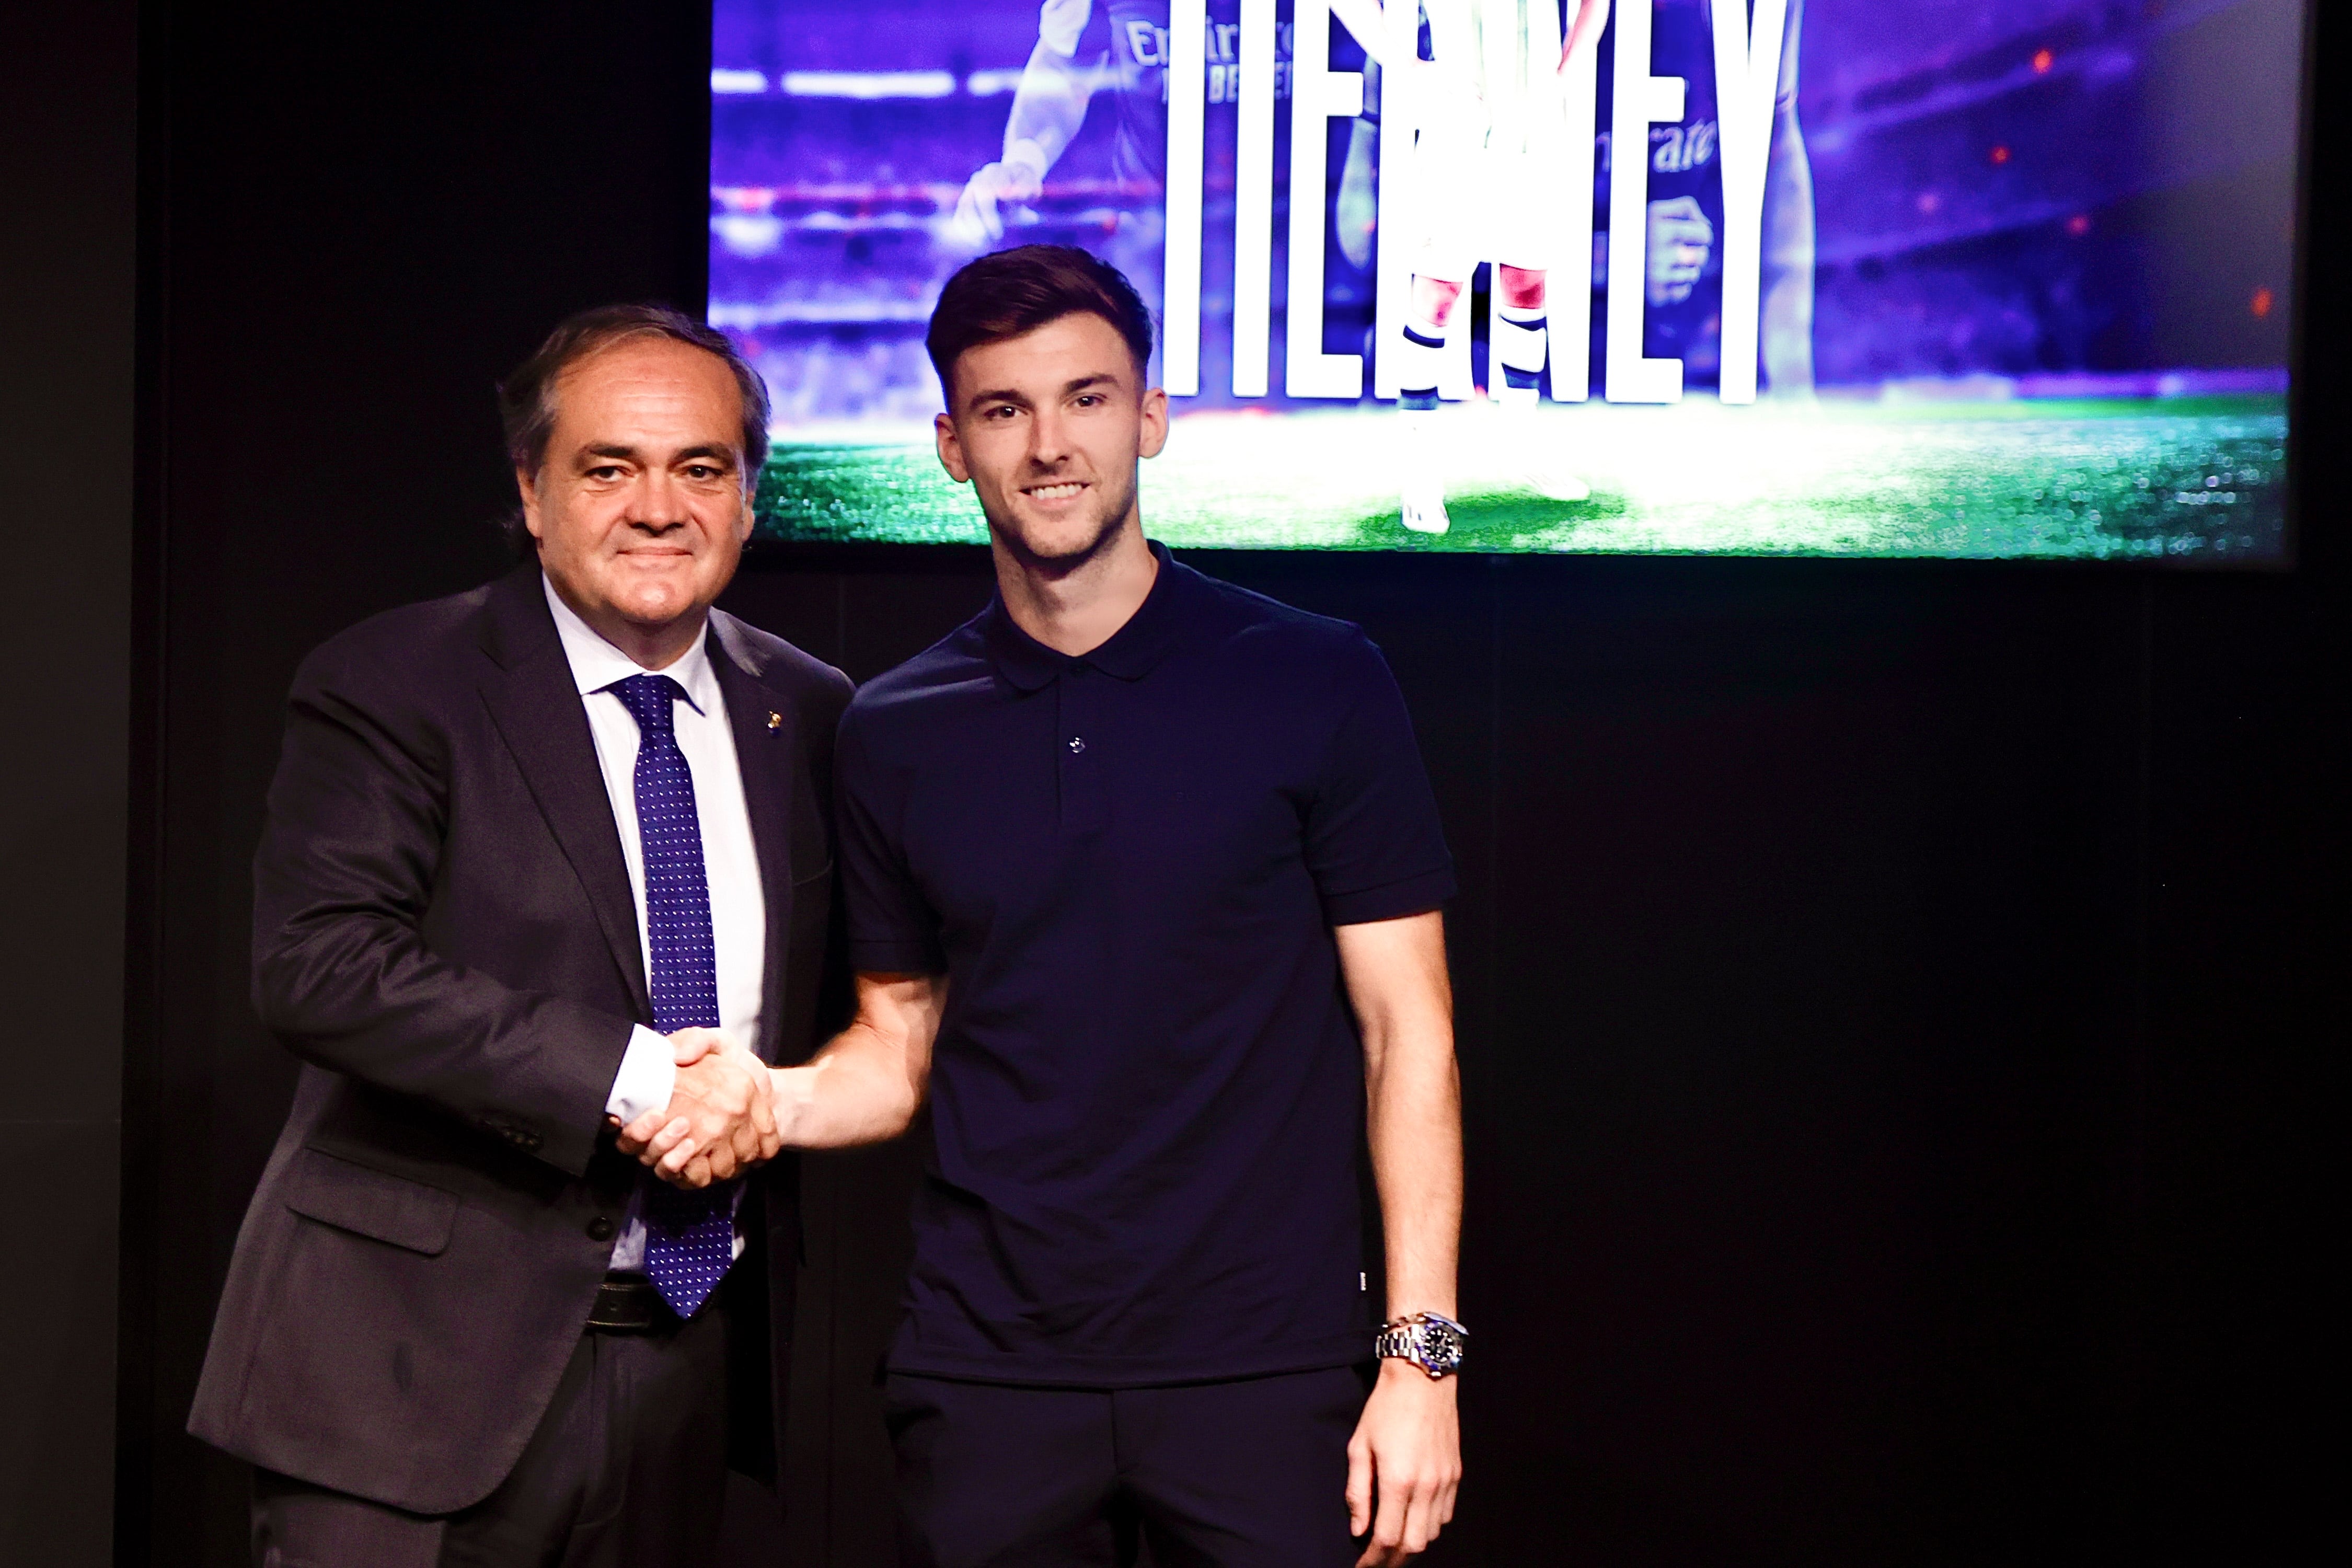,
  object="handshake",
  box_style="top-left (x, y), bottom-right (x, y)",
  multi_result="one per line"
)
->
top-left (612, 1029), bottom-right (780, 1189)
